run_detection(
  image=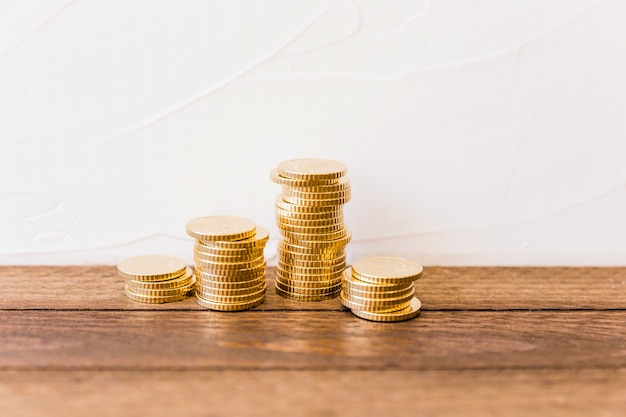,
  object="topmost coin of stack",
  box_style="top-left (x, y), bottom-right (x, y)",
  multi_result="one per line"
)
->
top-left (271, 158), bottom-right (351, 301)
